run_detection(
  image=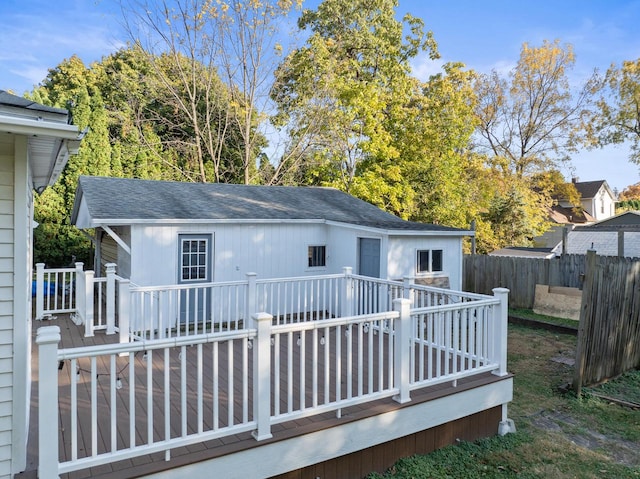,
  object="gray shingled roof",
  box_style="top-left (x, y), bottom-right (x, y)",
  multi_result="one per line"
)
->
top-left (0, 89), bottom-right (68, 116)
top-left (73, 176), bottom-right (467, 233)
top-left (573, 180), bottom-right (606, 199)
